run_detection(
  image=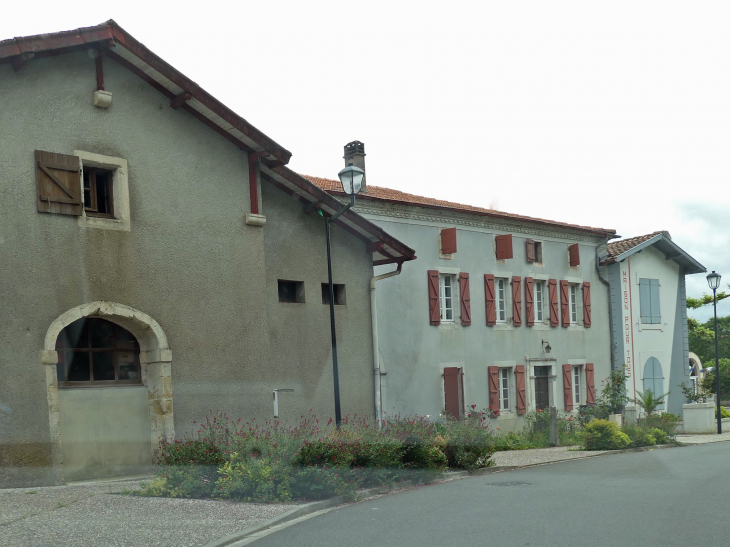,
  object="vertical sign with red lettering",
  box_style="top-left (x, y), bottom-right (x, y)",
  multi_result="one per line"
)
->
top-left (621, 259), bottom-right (637, 400)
